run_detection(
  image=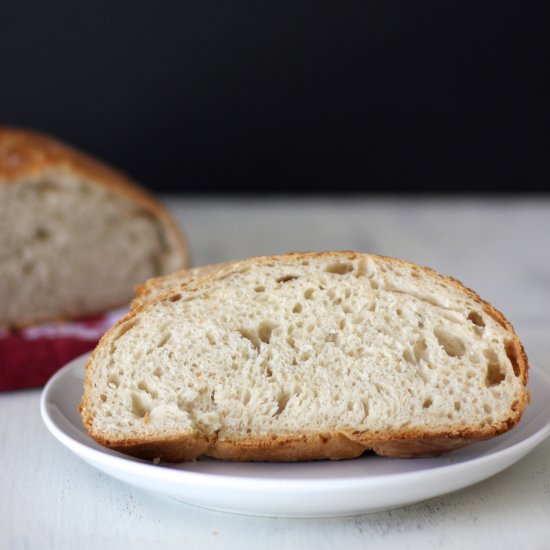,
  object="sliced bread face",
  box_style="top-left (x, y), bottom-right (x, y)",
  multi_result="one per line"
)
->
top-left (81, 252), bottom-right (528, 462)
top-left (0, 127), bottom-right (188, 327)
